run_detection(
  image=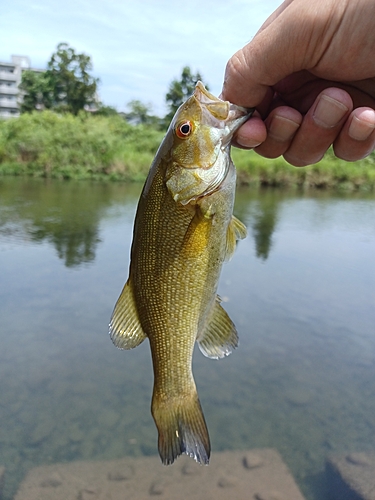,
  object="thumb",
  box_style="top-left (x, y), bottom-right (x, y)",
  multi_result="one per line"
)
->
top-left (221, 3), bottom-right (315, 108)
